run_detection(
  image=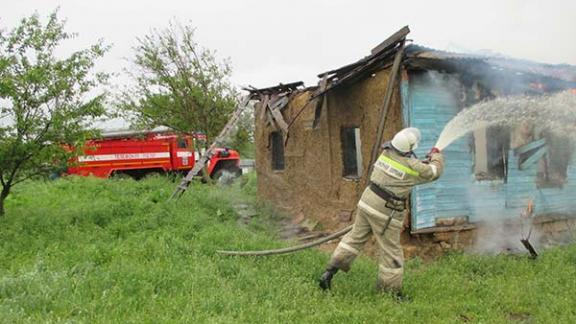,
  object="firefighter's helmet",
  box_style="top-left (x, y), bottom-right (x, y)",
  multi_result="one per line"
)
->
top-left (391, 127), bottom-right (421, 153)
